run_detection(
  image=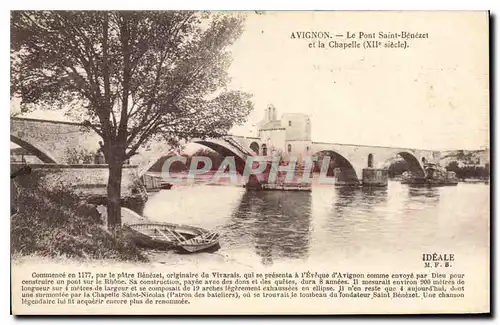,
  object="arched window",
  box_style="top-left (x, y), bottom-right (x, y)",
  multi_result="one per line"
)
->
top-left (288, 121), bottom-right (292, 126)
top-left (249, 142), bottom-right (260, 155)
top-left (262, 144), bottom-right (267, 156)
top-left (368, 153), bottom-right (374, 168)
top-left (306, 146), bottom-right (310, 152)
top-left (287, 144), bottom-right (292, 153)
